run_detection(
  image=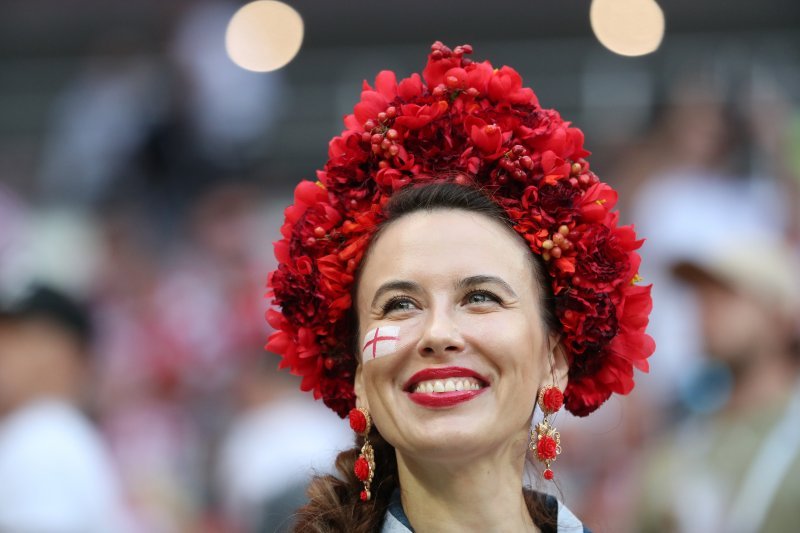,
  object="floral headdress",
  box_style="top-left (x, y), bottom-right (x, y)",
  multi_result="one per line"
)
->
top-left (266, 42), bottom-right (655, 418)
